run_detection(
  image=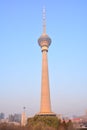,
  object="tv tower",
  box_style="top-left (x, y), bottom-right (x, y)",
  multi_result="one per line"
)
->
top-left (38, 8), bottom-right (55, 116)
